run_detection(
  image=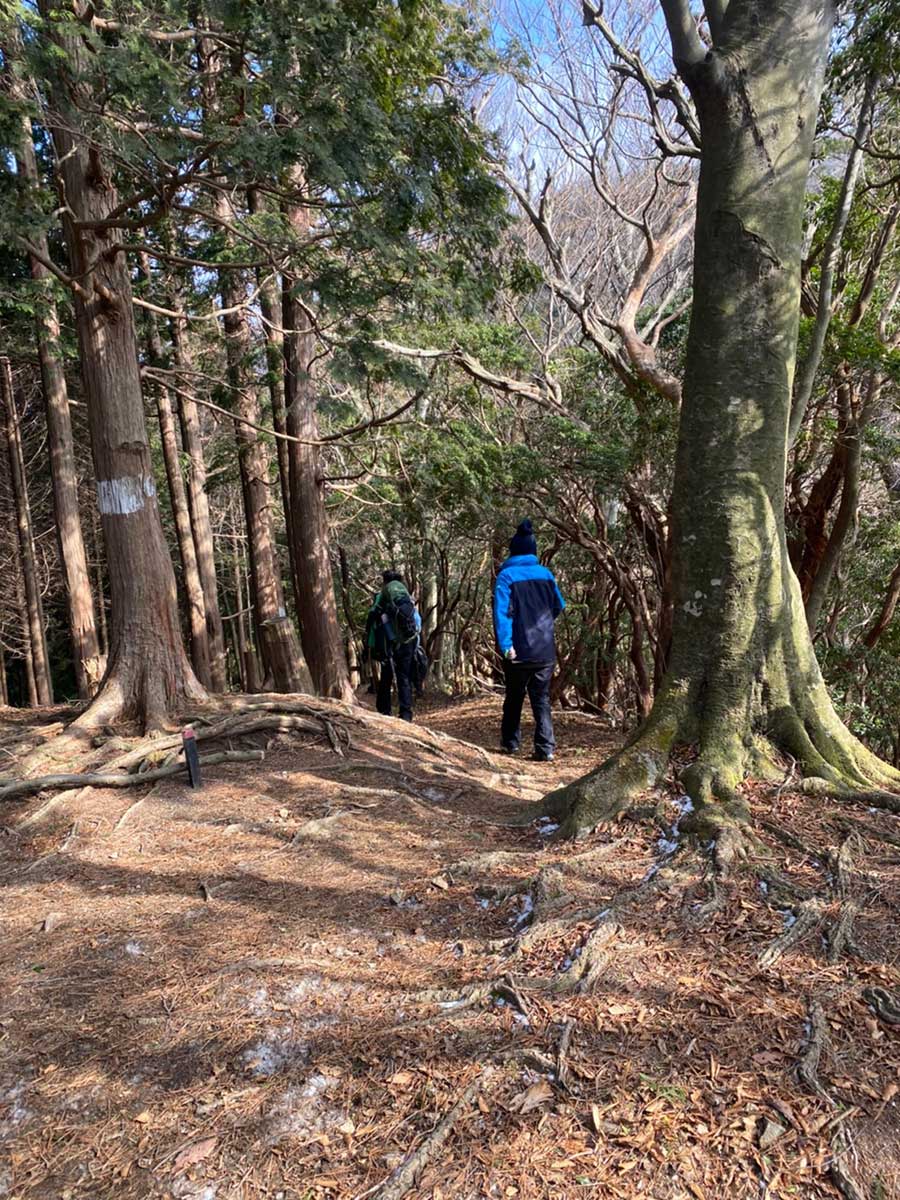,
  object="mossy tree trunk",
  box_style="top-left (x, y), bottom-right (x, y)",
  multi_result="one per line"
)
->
top-left (550, 0), bottom-right (900, 840)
